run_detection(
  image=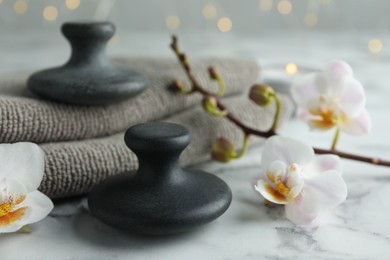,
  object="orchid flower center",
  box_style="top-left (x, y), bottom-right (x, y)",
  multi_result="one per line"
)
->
top-left (266, 162), bottom-right (304, 201)
top-left (308, 95), bottom-right (345, 129)
top-left (0, 180), bottom-right (27, 227)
